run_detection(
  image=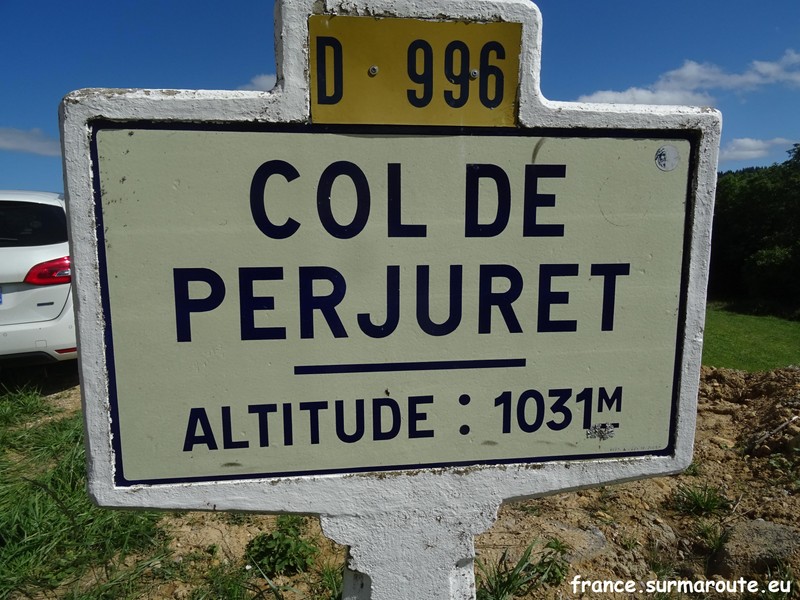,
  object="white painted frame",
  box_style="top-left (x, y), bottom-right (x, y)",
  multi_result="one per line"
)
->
top-left (60, 1), bottom-right (720, 598)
